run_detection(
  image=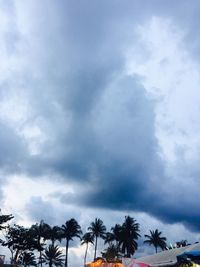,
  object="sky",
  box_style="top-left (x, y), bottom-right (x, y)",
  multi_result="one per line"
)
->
top-left (1, 0), bottom-right (200, 265)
